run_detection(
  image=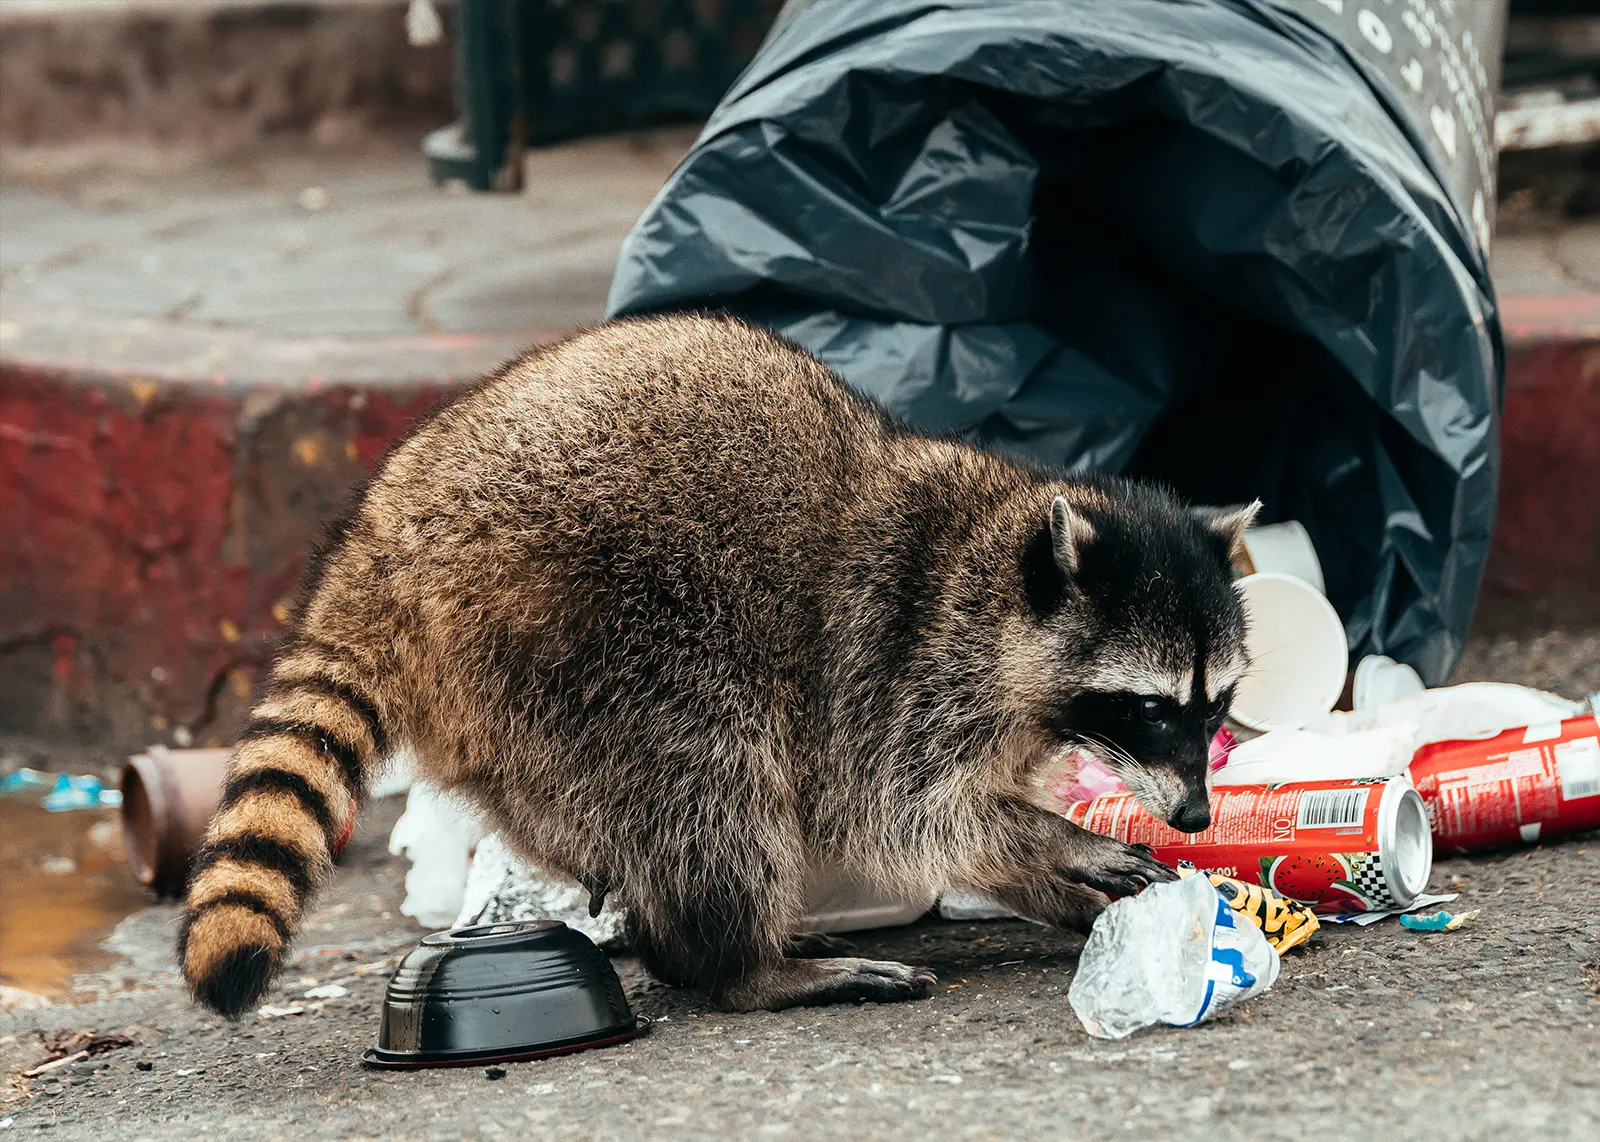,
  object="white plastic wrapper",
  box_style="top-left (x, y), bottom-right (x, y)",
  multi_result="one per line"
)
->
top-left (1215, 681), bottom-right (1583, 787)
top-left (387, 782), bottom-right (484, 928)
top-left (1068, 873), bottom-right (1280, 1039)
